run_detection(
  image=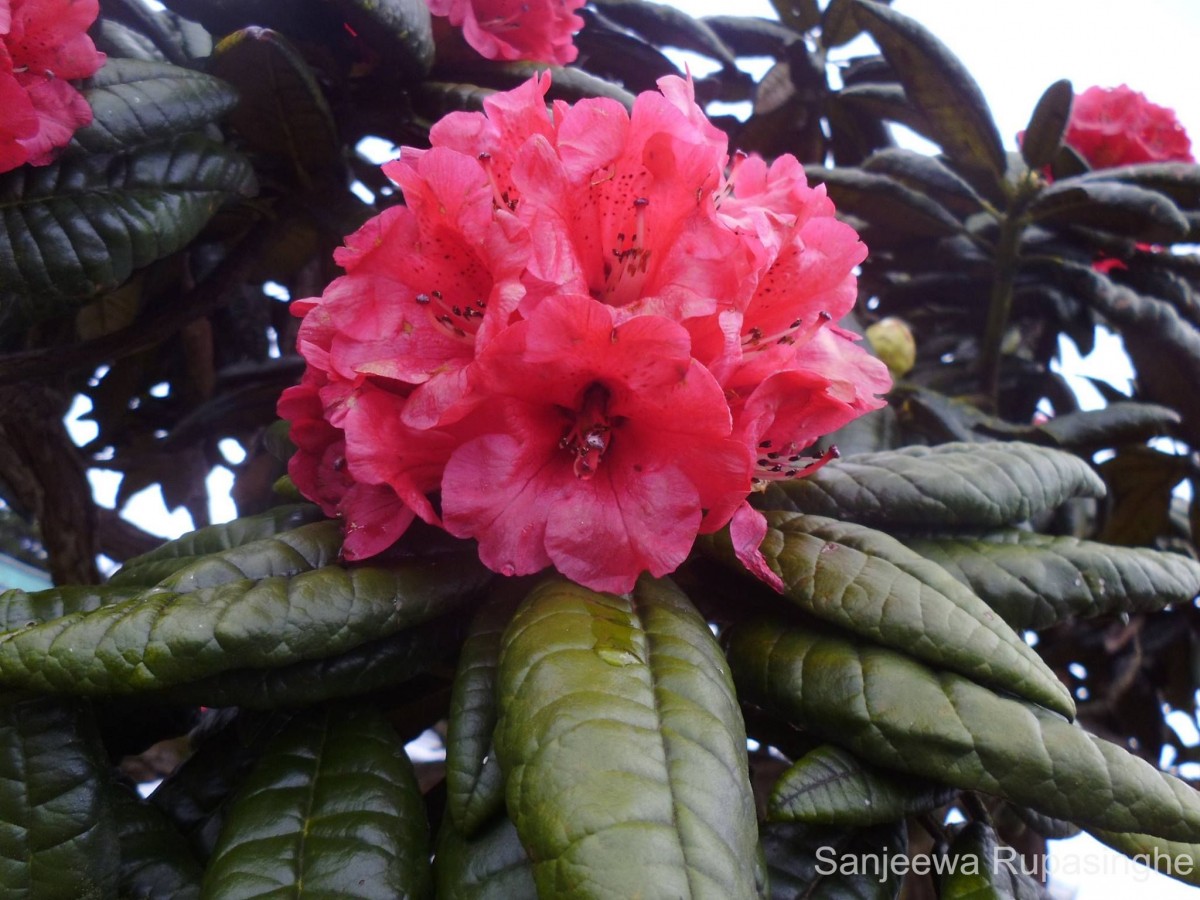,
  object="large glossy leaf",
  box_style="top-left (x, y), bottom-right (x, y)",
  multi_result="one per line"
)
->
top-left (150, 710), bottom-right (295, 863)
top-left (708, 512), bottom-right (1074, 717)
top-left (109, 503), bottom-right (323, 585)
top-left (758, 442), bottom-right (1105, 531)
top-left (434, 813), bottom-right (536, 899)
top-left (210, 28), bottom-right (340, 185)
top-left (770, 744), bottom-right (955, 826)
top-left (1027, 181), bottom-right (1189, 243)
top-left (201, 706), bottom-right (431, 899)
top-left (328, 0), bottom-right (434, 80)
top-left (0, 698), bottom-right (119, 899)
top-left (760, 820), bottom-right (907, 900)
top-left (495, 577), bottom-right (759, 899)
top-left (728, 616), bottom-right (1200, 841)
top-left (0, 553), bottom-right (489, 695)
top-left (446, 590), bottom-right (522, 836)
top-left (901, 530), bottom-right (1200, 631)
top-left (72, 59), bottom-right (238, 153)
top-left (111, 783), bottom-right (203, 900)
top-left (158, 614), bottom-right (462, 708)
top-left (851, 0), bottom-right (1005, 188)
top-left (0, 134), bottom-right (256, 322)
